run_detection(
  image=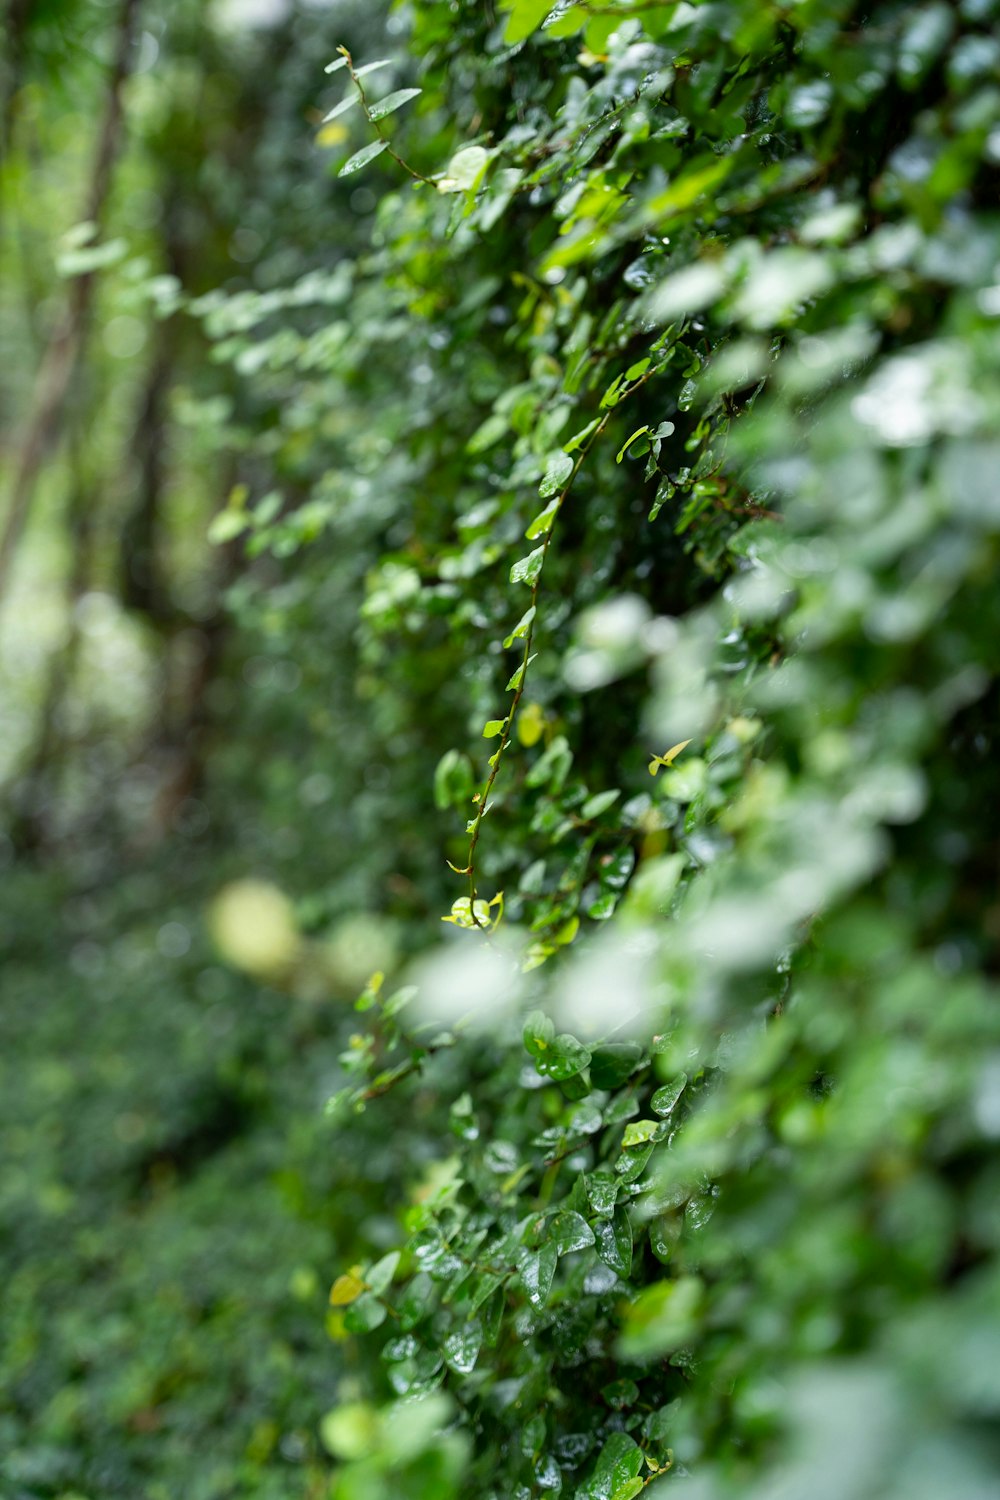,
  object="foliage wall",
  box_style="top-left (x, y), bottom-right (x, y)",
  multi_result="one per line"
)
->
top-left (3, 0), bottom-right (1000, 1496)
